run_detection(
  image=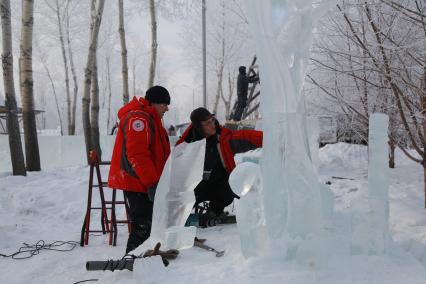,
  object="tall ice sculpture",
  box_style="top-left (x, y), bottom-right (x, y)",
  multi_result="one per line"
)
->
top-left (245, 0), bottom-right (334, 260)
